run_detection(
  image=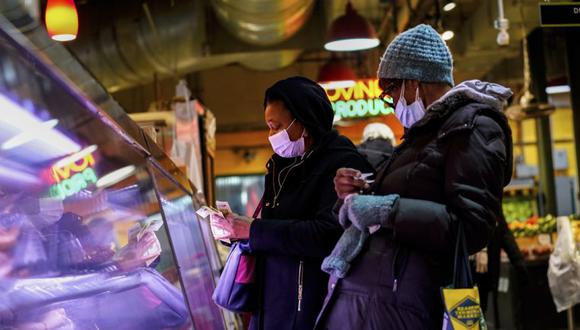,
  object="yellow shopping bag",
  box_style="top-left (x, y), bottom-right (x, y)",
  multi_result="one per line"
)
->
top-left (441, 221), bottom-right (486, 330)
top-left (442, 286), bottom-right (485, 329)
